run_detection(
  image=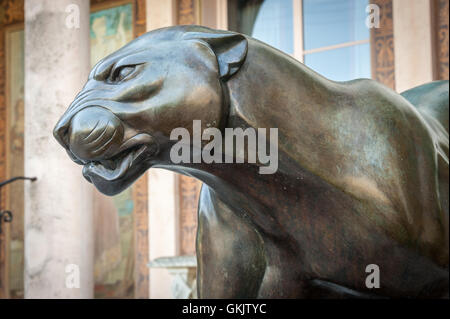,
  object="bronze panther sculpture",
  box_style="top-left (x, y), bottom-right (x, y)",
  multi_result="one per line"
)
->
top-left (53, 26), bottom-right (449, 298)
